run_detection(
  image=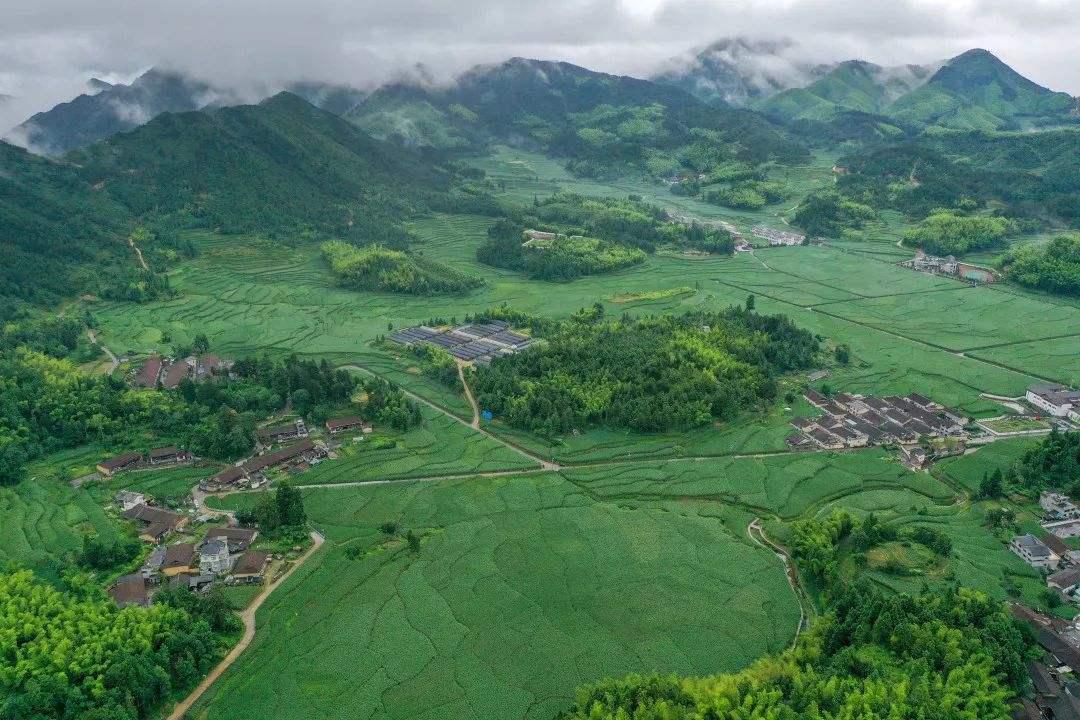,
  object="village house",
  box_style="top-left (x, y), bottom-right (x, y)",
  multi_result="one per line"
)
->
top-left (141, 545), bottom-right (166, 579)
top-left (257, 419), bottom-right (308, 445)
top-left (1042, 492), bottom-right (1080, 521)
top-left (134, 355), bottom-right (163, 388)
top-left (198, 538), bottom-right (233, 575)
top-left (108, 574), bottom-right (150, 608)
top-left (162, 543), bottom-right (196, 577)
top-left (123, 503), bottom-right (188, 543)
top-left (231, 550), bottom-right (270, 584)
top-left (115, 490), bottom-right (146, 512)
top-left (96, 451), bottom-right (141, 477)
top-left (1046, 519), bottom-right (1080, 541)
top-left (1028, 384), bottom-right (1080, 420)
top-left (1049, 567), bottom-right (1080, 596)
top-left (148, 446), bottom-right (191, 465)
top-left (206, 526), bottom-right (258, 552)
top-left (325, 416), bottom-right (372, 435)
top-left (1011, 534), bottom-right (1060, 569)
top-left (243, 438), bottom-right (321, 479)
top-left (161, 358), bottom-right (192, 389)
